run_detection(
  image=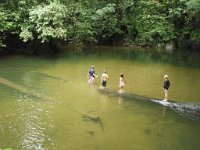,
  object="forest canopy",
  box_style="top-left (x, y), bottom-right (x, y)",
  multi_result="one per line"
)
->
top-left (0, 0), bottom-right (200, 53)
